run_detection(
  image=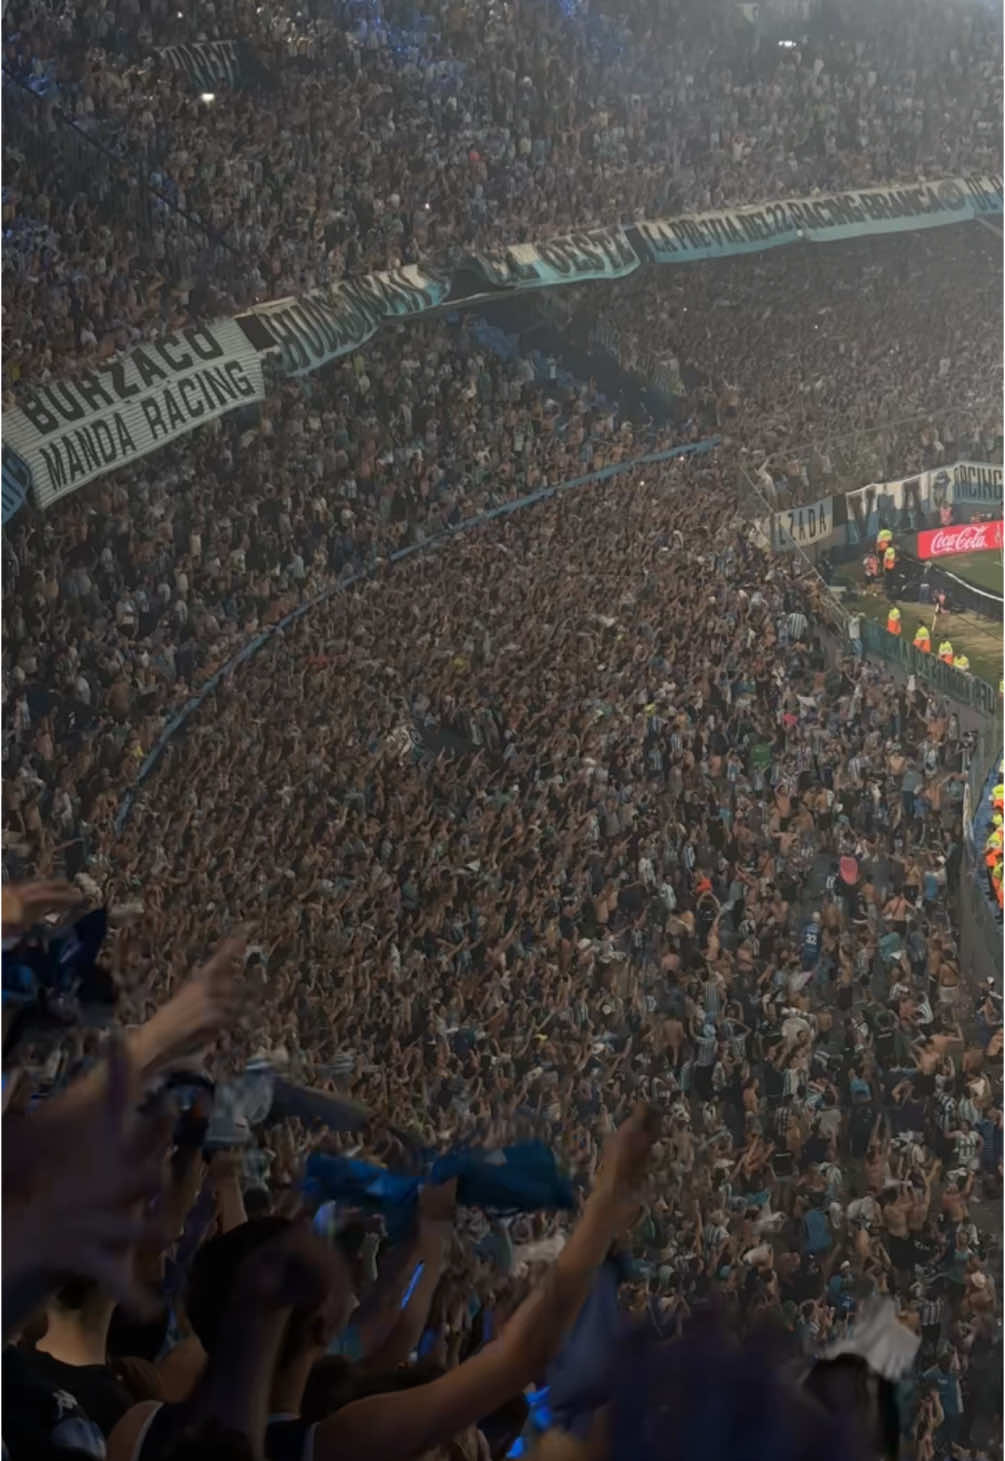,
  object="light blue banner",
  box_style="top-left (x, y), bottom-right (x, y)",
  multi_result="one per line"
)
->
top-left (2, 446), bottom-right (31, 525)
top-left (471, 226), bottom-right (641, 291)
top-left (635, 174), bottom-right (1003, 265)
